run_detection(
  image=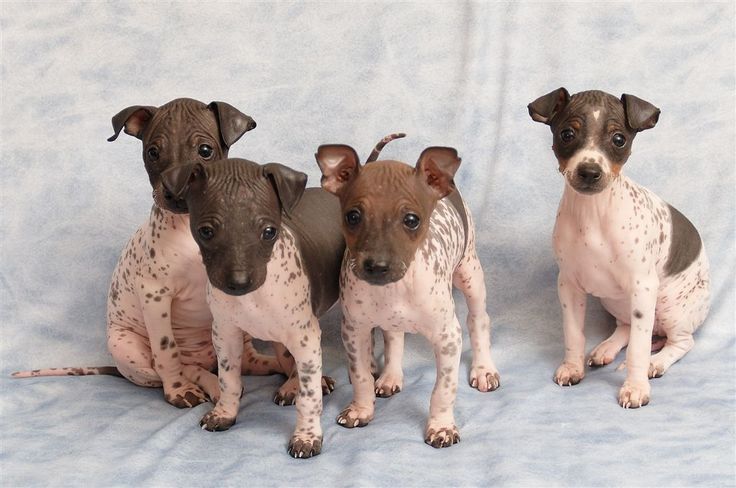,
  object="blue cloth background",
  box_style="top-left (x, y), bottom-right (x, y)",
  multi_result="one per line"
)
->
top-left (1, 2), bottom-right (734, 486)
